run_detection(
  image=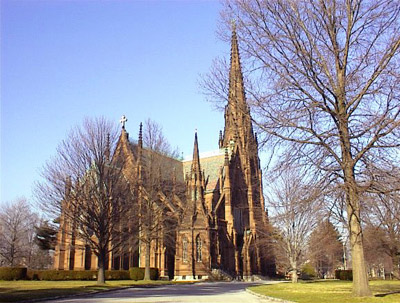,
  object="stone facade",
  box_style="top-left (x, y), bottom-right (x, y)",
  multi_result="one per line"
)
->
top-left (54, 28), bottom-right (275, 279)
